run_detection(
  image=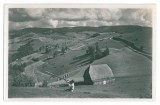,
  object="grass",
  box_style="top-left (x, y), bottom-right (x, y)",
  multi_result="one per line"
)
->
top-left (8, 26), bottom-right (152, 98)
top-left (8, 75), bottom-right (151, 98)
top-left (39, 49), bottom-right (88, 76)
top-left (121, 28), bottom-right (152, 54)
top-left (37, 33), bottom-right (123, 80)
top-left (92, 47), bottom-right (152, 77)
